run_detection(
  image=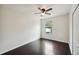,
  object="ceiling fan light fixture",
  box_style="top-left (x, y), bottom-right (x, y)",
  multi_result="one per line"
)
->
top-left (41, 13), bottom-right (45, 16)
top-left (34, 6), bottom-right (52, 16)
